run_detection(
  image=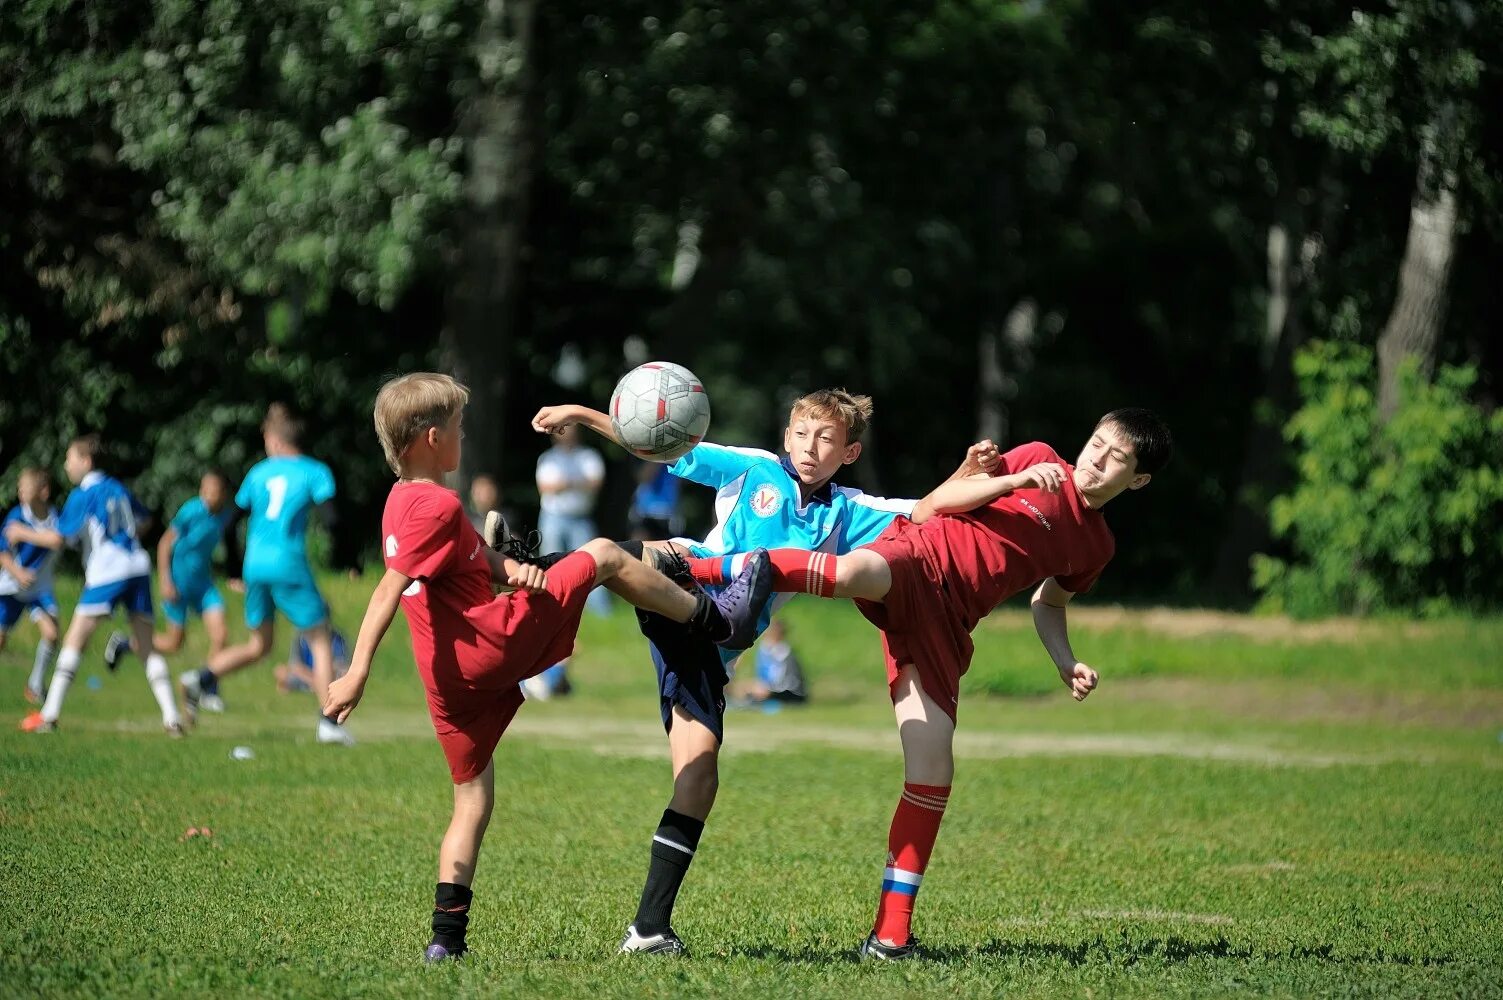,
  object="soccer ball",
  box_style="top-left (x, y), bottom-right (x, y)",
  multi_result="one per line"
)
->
top-left (609, 362), bottom-right (711, 463)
